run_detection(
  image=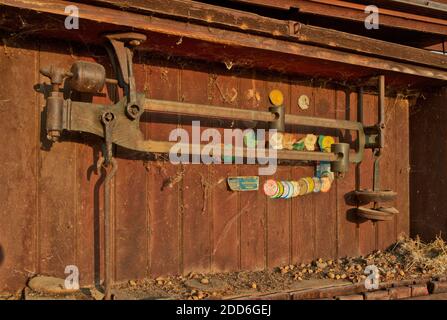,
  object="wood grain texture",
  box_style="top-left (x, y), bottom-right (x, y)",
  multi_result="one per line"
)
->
top-left (290, 83), bottom-right (315, 263)
top-left (265, 79), bottom-right (291, 268)
top-left (239, 73), bottom-right (267, 271)
top-left (146, 57), bottom-right (181, 277)
top-left (0, 44), bottom-right (38, 292)
top-left (180, 67), bottom-right (211, 274)
top-left (314, 87), bottom-right (337, 259)
top-left (377, 96), bottom-right (397, 251)
top-left (358, 93), bottom-right (377, 255)
top-left (38, 45), bottom-right (77, 279)
top-left (209, 72), bottom-right (240, 272)
top-left (0, 39), bottom-right (412, 293)
top-left (336, 90), bottom-right (359, 257)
